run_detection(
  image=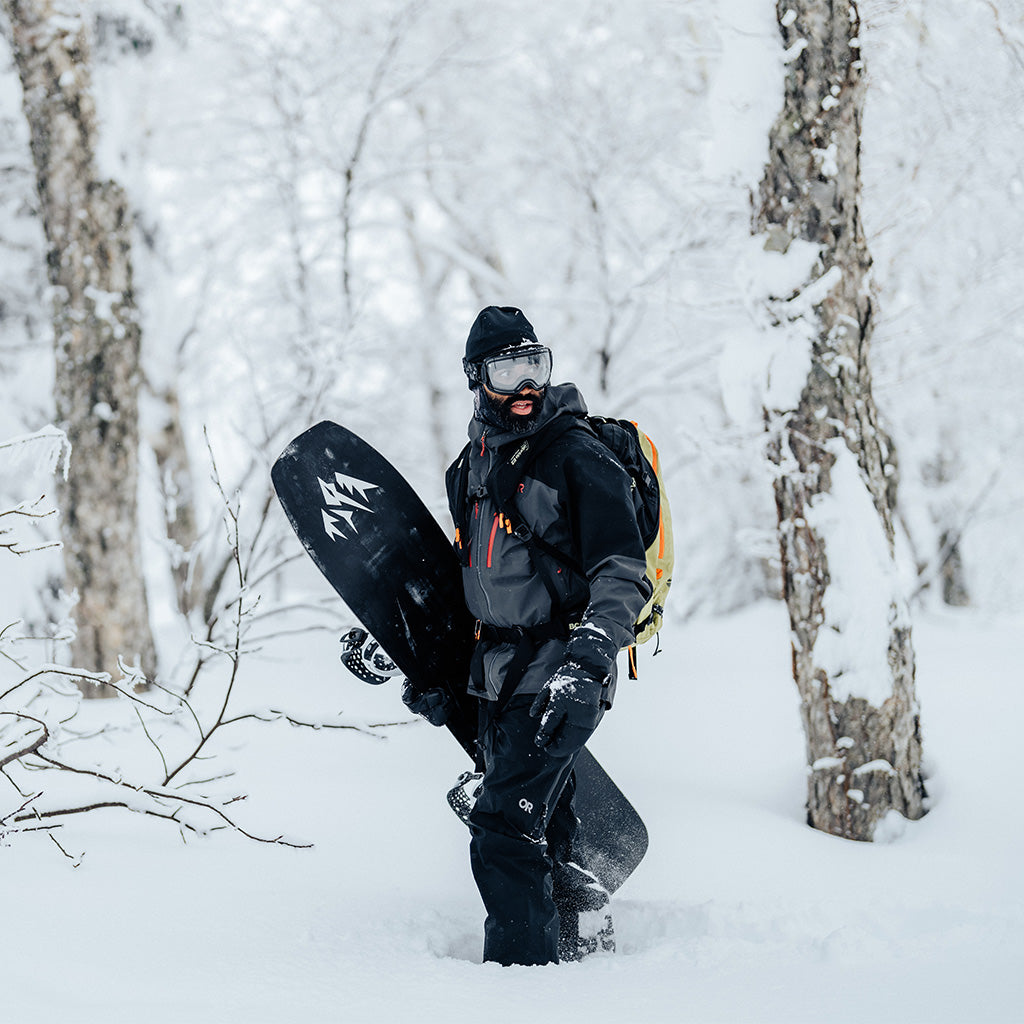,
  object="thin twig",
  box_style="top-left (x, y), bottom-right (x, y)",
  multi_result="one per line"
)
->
top-left (164, 433), bottom-right (253, 786)
top-left (147, 678), bottom-right (205, 737)
top-left (131, 704), bottom-right (171, 780)
top-left (0, 665), bottom-right (109, 703)
top-left (0, 711), bottom-right (49, 771)
top-left (0, 788), bottom-right (42, 826)
top-left (24, 753), bottom-right (311, 848)
top-left (221, 709), bottom-right (392, 738)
